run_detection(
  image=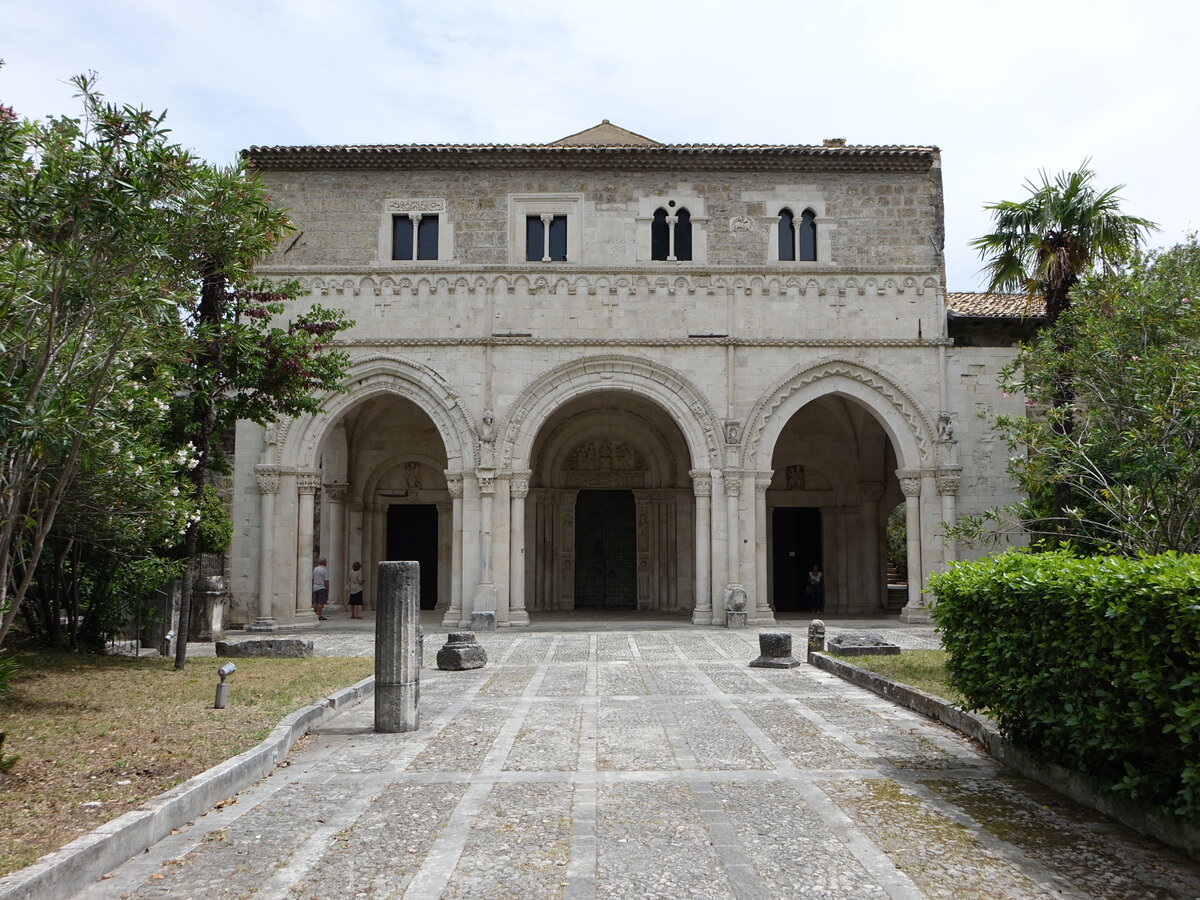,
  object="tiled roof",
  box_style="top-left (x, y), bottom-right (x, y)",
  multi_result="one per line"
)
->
top-left (946, 292), bottom-right (1044, 319)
